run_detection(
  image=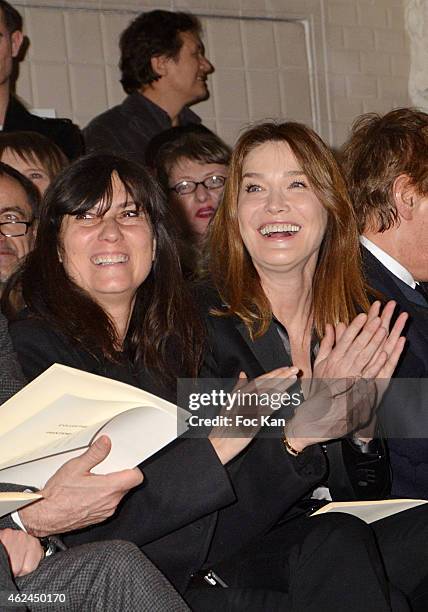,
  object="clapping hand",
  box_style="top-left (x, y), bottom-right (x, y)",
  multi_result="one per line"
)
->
top-left (286, 301), bottom-right (407, 451)
top-left (209, 366), bottom-right (299, 464)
